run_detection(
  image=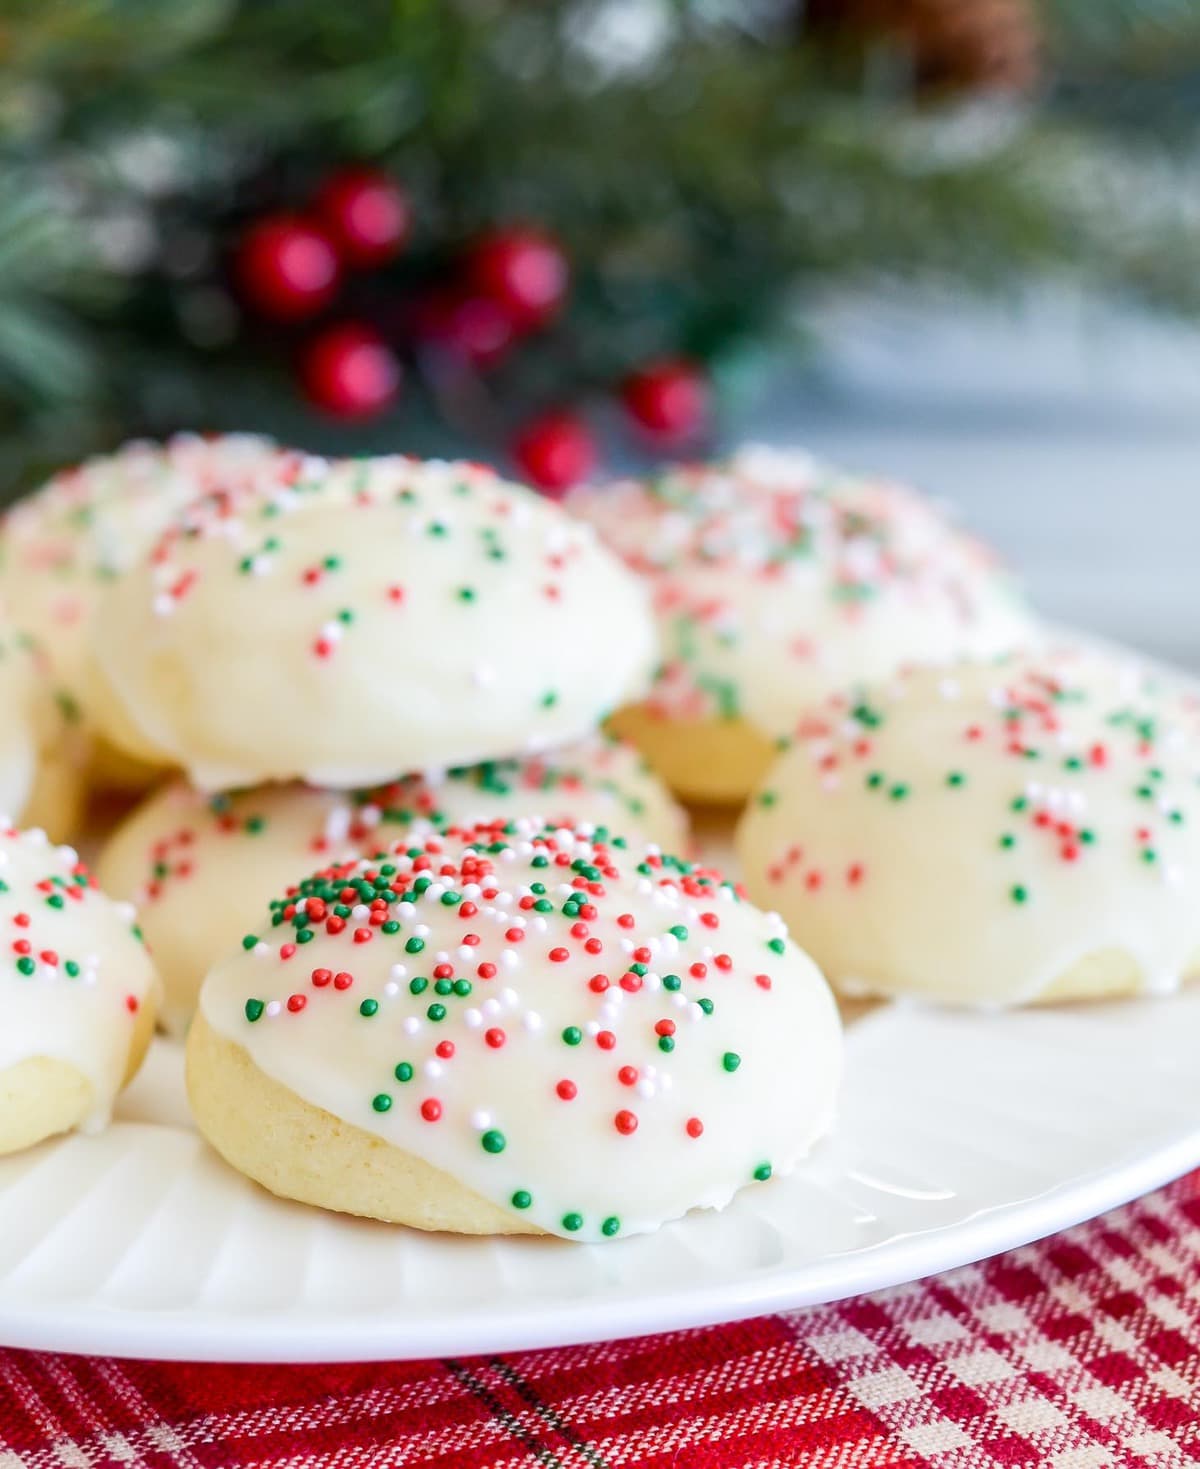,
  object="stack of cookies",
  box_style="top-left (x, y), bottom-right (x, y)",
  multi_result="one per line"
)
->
top-left (0, 433), bottom-right (1195, 1243)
